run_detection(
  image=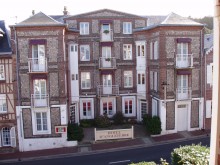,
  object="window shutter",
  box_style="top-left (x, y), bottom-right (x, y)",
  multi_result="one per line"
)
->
top-left (154, 41), bottom-right (158, 59)
top-left (10, 127), bottom-right (16, 148)
top-left (206, 100), bottom-right (212, 118)
top-left (207, 65), bottom-right (212, 85)
top-left (150, 71), bottom-right (153, 89)
top-left (154, 72), bottom-right (158, 91)
top-left (152, 99), bottom-right (158, 117)
top-left (150, 42), bottom-right (153, 59)
top-left (0, 130), bottom-right (1, 147)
